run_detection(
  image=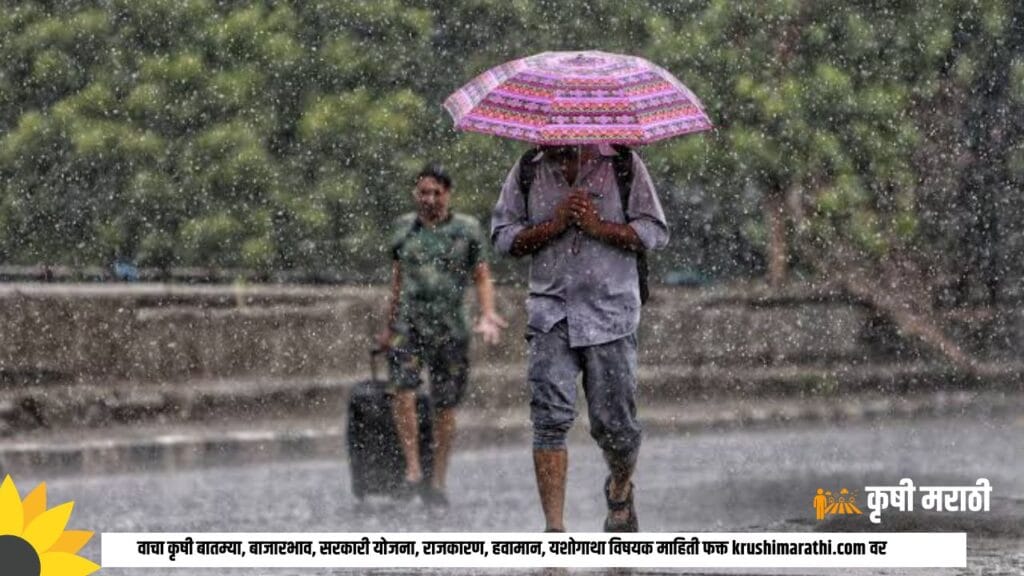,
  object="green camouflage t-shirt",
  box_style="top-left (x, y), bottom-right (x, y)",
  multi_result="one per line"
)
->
top-left (390, 212), bottom-right (487, 340)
